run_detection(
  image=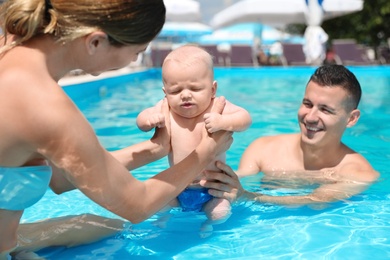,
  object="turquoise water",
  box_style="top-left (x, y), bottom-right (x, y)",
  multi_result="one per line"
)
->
top-left (22, 67), bottom-right (390, 259)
